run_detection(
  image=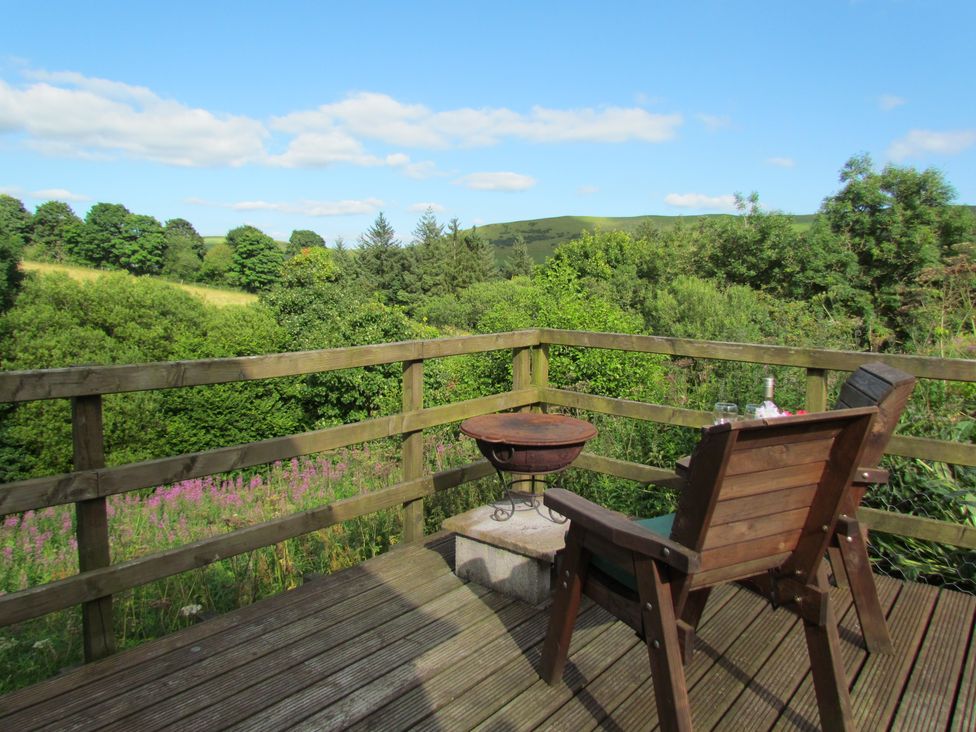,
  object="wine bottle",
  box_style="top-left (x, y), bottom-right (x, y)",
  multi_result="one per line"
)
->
top-left (757, 376), bottom-right (782, 418)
